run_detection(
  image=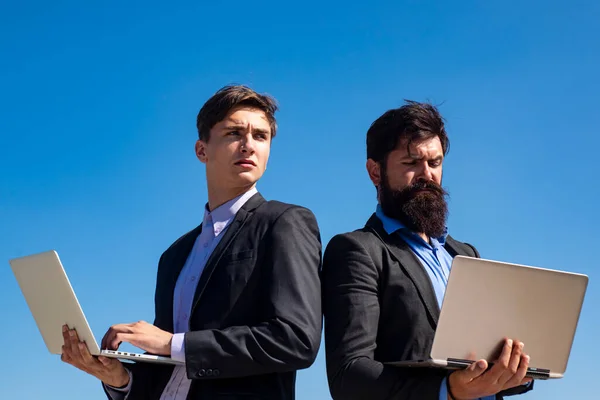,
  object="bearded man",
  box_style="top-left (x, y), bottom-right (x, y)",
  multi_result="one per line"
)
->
top-left (321, 101), bottom-right (534, 400)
